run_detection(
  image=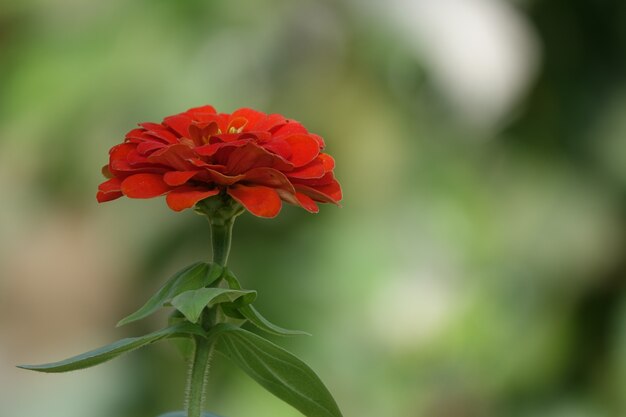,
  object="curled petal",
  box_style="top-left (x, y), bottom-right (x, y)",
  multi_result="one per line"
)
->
top-left (228, 184), bottom-right (282, 218)
top-left (166, 187), bottom-right (219, 211)
top-left (121, 174), bottom-right (171, 198)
